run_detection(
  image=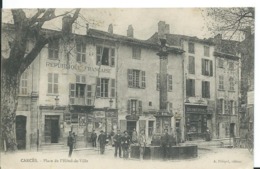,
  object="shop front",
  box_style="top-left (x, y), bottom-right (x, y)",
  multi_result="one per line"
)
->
top-left (185, 105), bottom-right (210, 140)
